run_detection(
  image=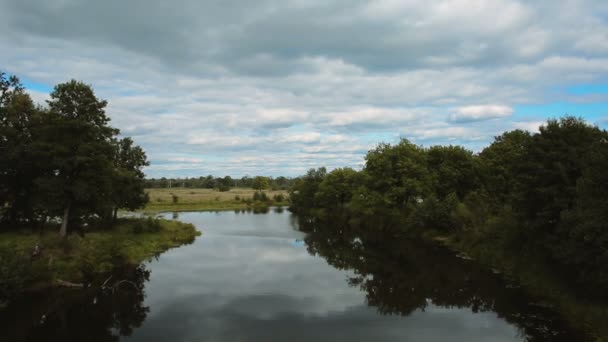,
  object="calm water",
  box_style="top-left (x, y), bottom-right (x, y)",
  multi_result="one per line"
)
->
top-left (0, 210), bottom-right (591, 341)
